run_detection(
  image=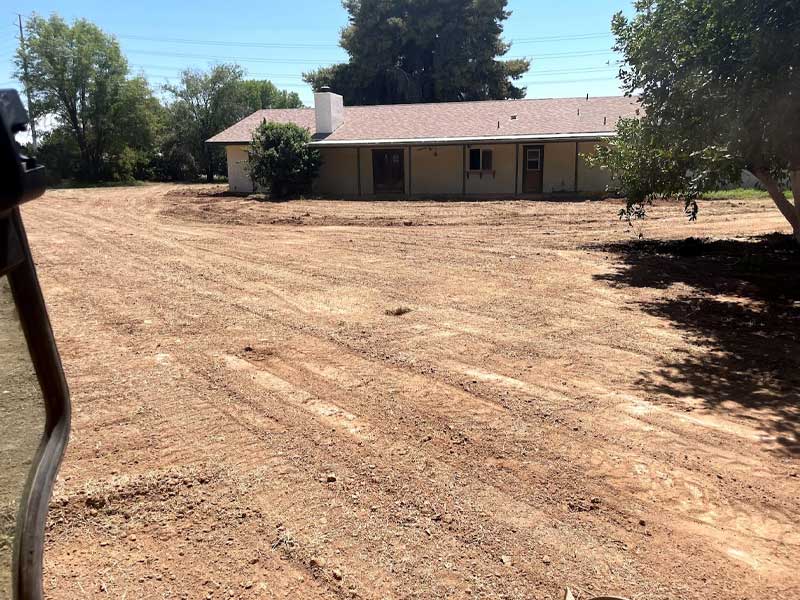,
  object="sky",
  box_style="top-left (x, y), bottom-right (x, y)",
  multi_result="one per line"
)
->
top-left (1, 0), bottom-right (635, 108)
